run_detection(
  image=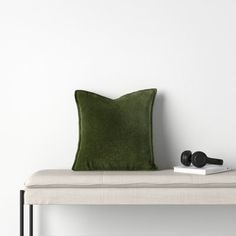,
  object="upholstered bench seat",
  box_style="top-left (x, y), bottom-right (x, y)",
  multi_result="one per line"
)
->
top-left (24, 169), bottom-right (236, 205)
